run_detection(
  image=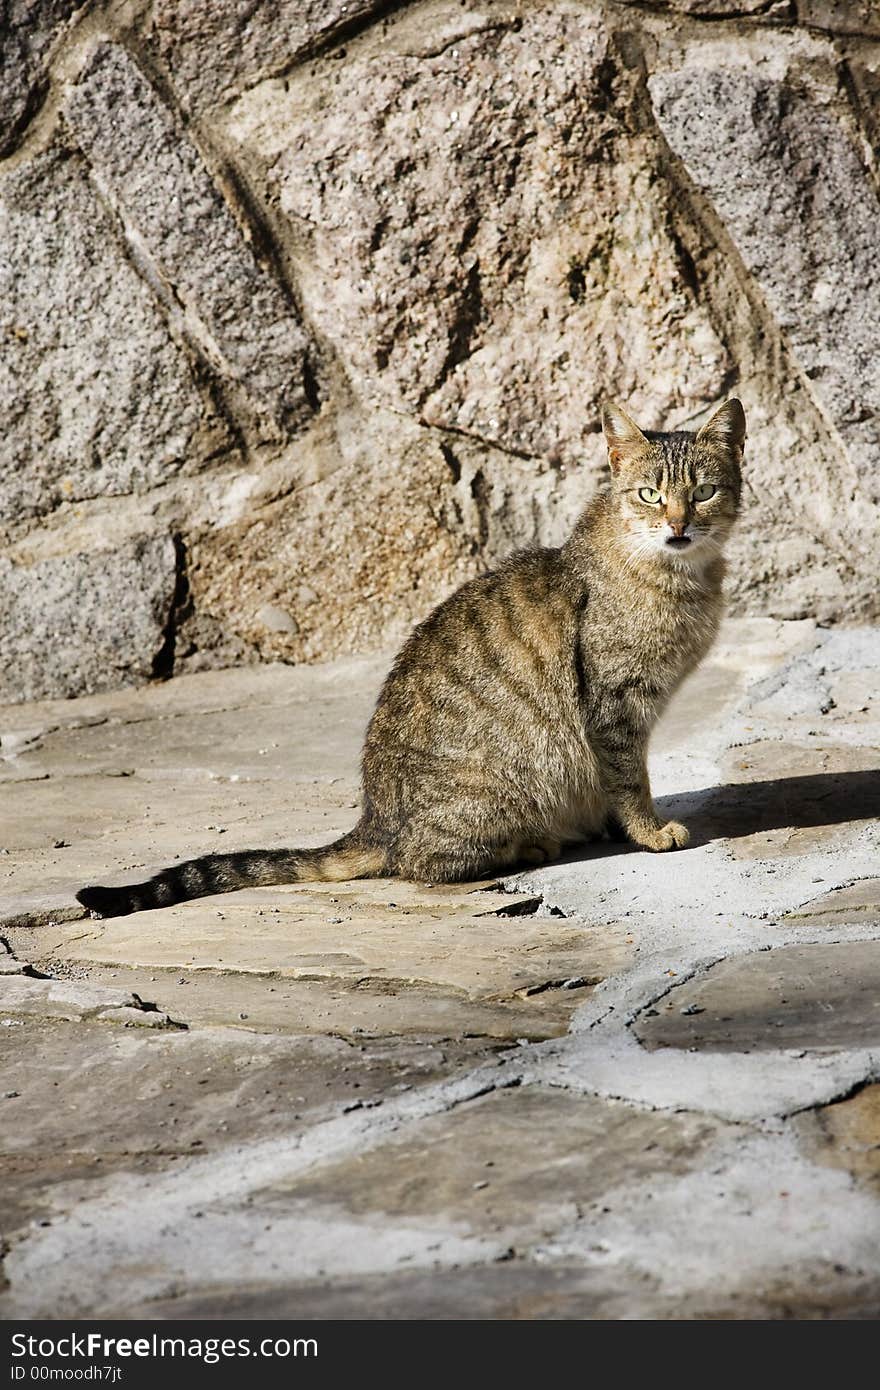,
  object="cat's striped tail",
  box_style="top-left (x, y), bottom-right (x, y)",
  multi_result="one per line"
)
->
top-left (75, 827), bottom-right (387, 919)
